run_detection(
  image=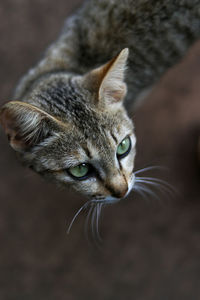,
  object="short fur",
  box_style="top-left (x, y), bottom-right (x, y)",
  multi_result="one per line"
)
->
top-left (1, 0), bottom-right (200, 202)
